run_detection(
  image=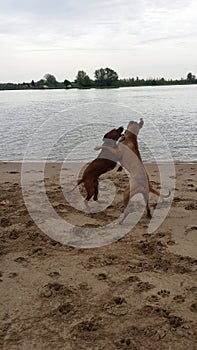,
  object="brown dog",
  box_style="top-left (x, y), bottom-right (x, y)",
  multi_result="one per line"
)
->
top-left (95, 119), bottom-right (170, 220)
top-left (71, 126), bottom-right (124, 201)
